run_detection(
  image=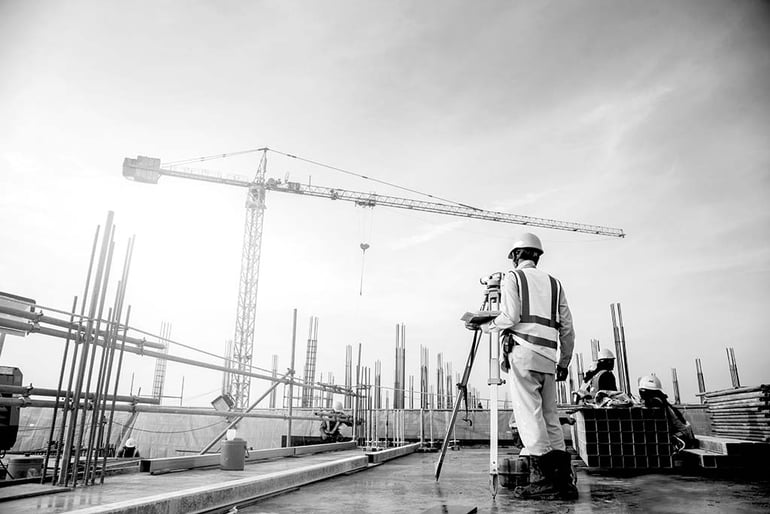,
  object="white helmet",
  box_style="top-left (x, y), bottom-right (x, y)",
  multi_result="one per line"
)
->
top-left (125, 438), bottom-right (136, 448)
top-left (638, 374), bottom-right (663, 392)
top-left (508, 233), bottom-right (544, 259)
top-left (597, 348), bottom-right (615, 360)
top-left (333, 401), bottom-right (344, 412)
